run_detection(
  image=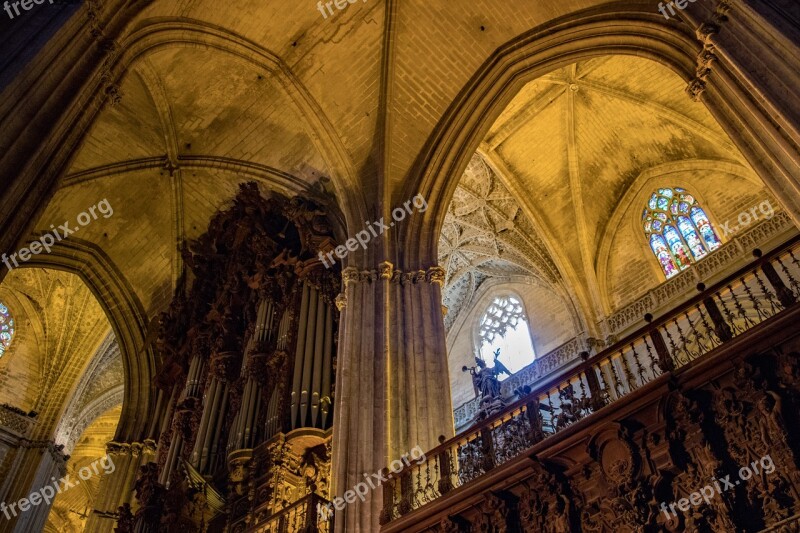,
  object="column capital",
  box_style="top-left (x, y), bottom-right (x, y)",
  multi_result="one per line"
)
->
top-left (342, 264), bottom-right (446, 286)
